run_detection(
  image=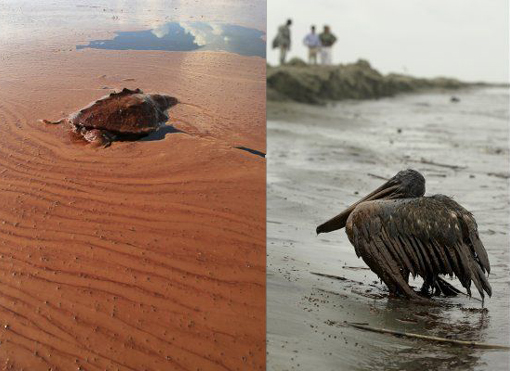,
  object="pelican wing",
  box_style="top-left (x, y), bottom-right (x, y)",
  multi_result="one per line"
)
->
top-left (349, 195), bottom-right (492, 298)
